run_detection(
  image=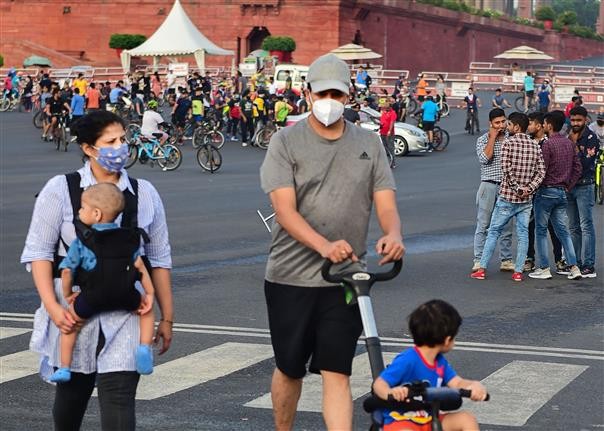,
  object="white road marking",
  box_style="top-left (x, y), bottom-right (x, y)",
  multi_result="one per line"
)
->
top-left (466, 360), bottom-right (588, 426)
top-left (0, 327), bottom-right (31, 340)
top-left (1, 313), bottom-right (601, 361)
top-left (245, 352), bottom-right (397, 412)
top-left (134, 342), bottom-right (274, 400)
top-left (0, 350), bottom-right (39, 383)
